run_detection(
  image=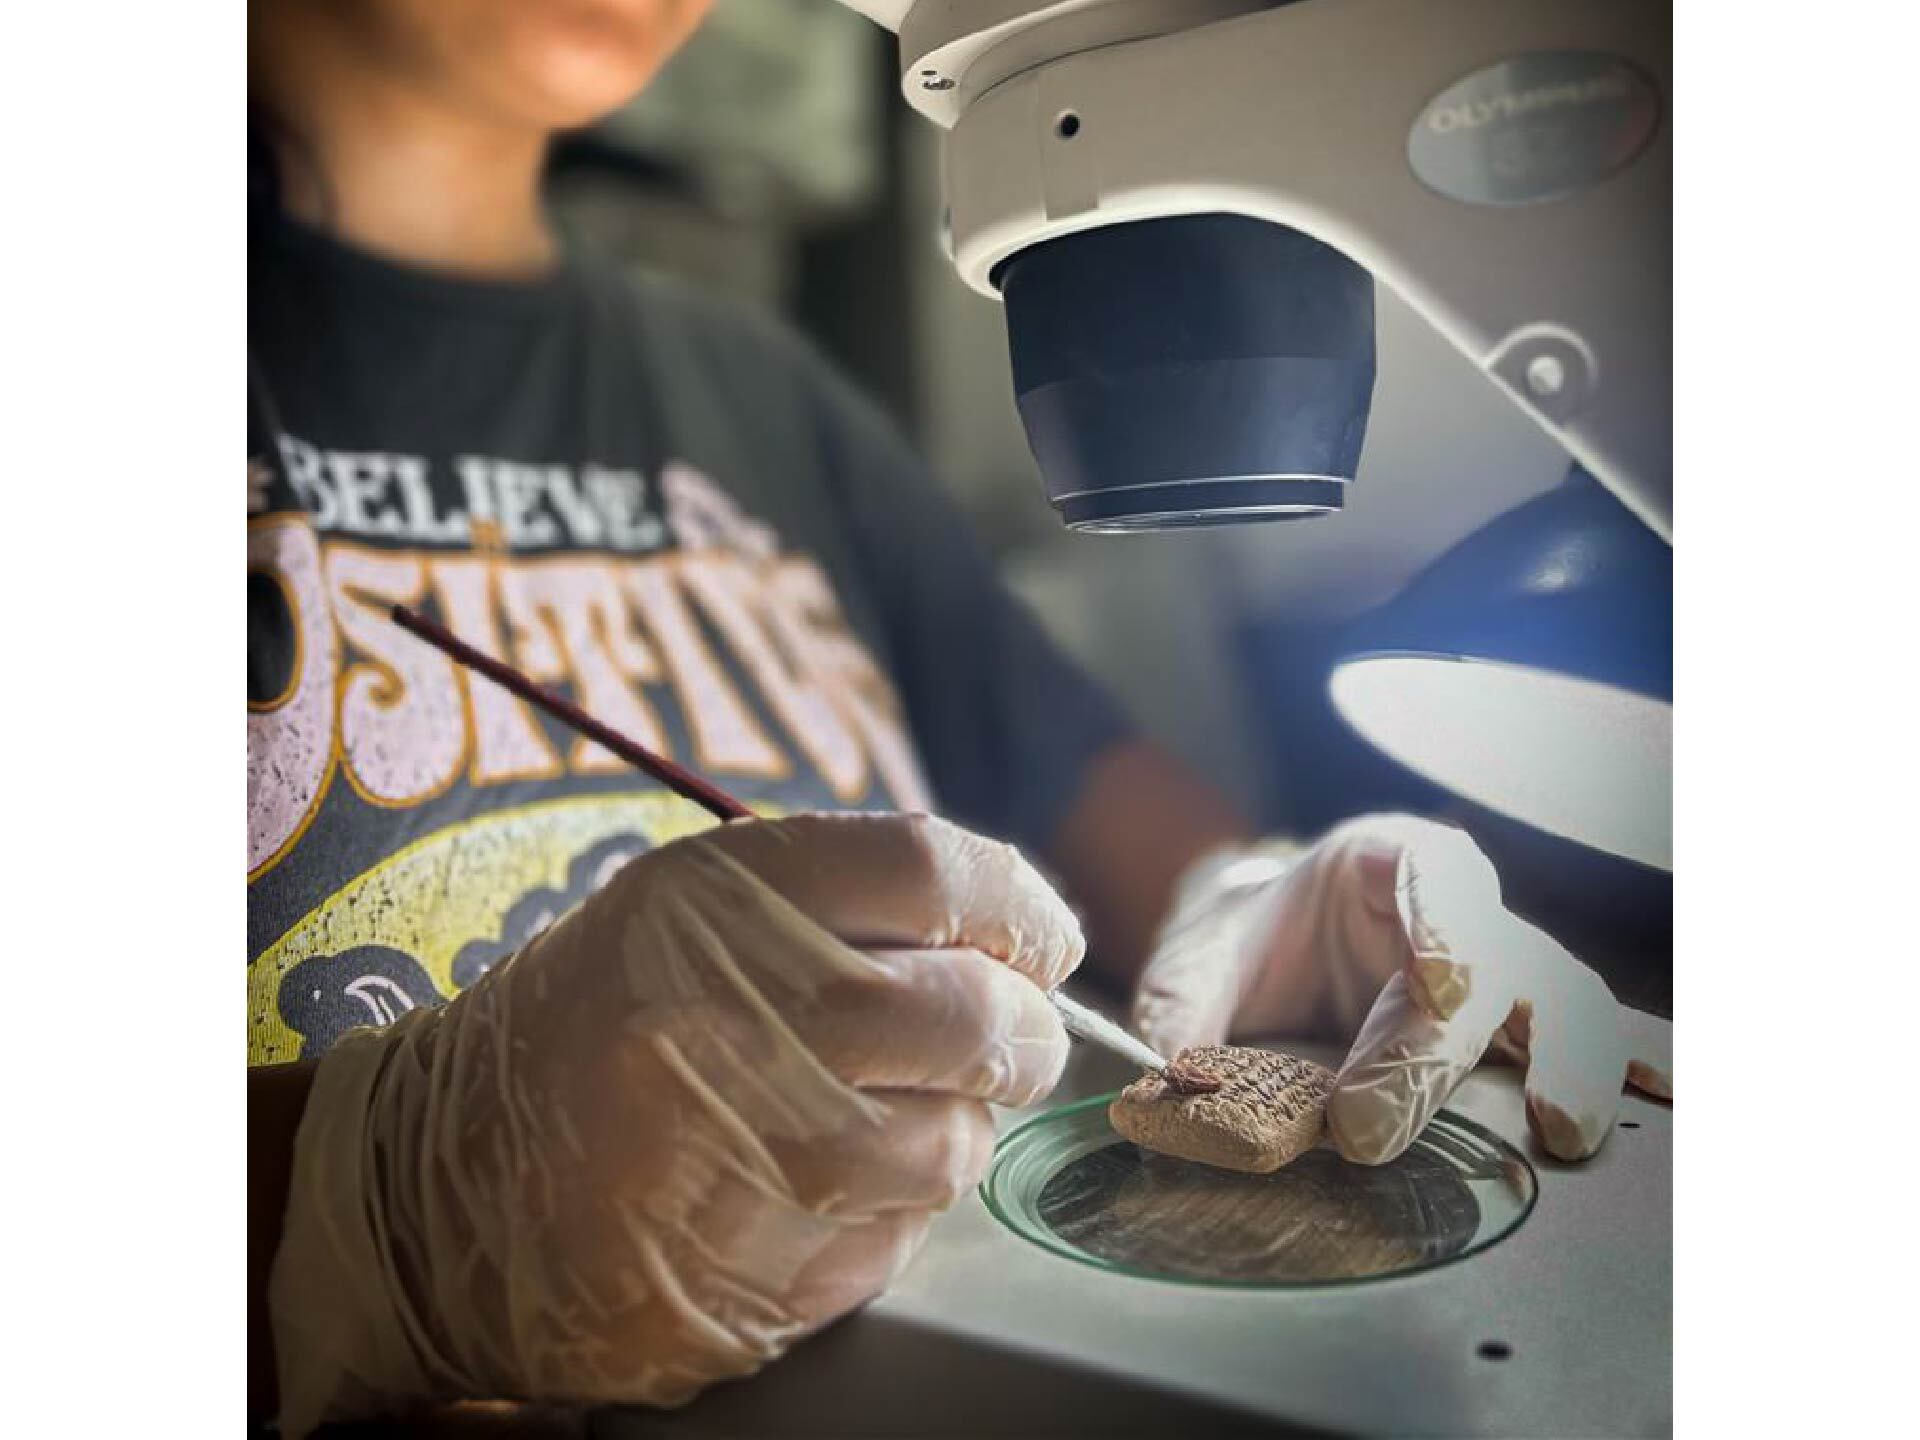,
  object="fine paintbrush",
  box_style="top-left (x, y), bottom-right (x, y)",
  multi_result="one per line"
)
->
top-left (388, 603), bottom-right (1169, 1076)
